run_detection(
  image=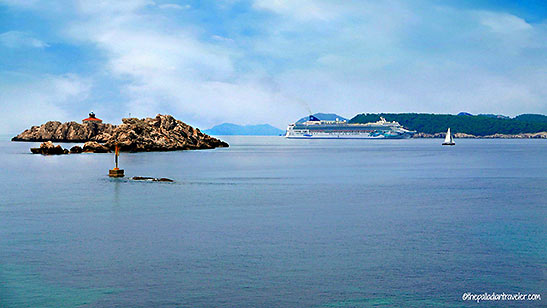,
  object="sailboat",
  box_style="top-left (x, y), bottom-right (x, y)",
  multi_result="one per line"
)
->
top-left (442, 128), bottom-right (455, 146)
